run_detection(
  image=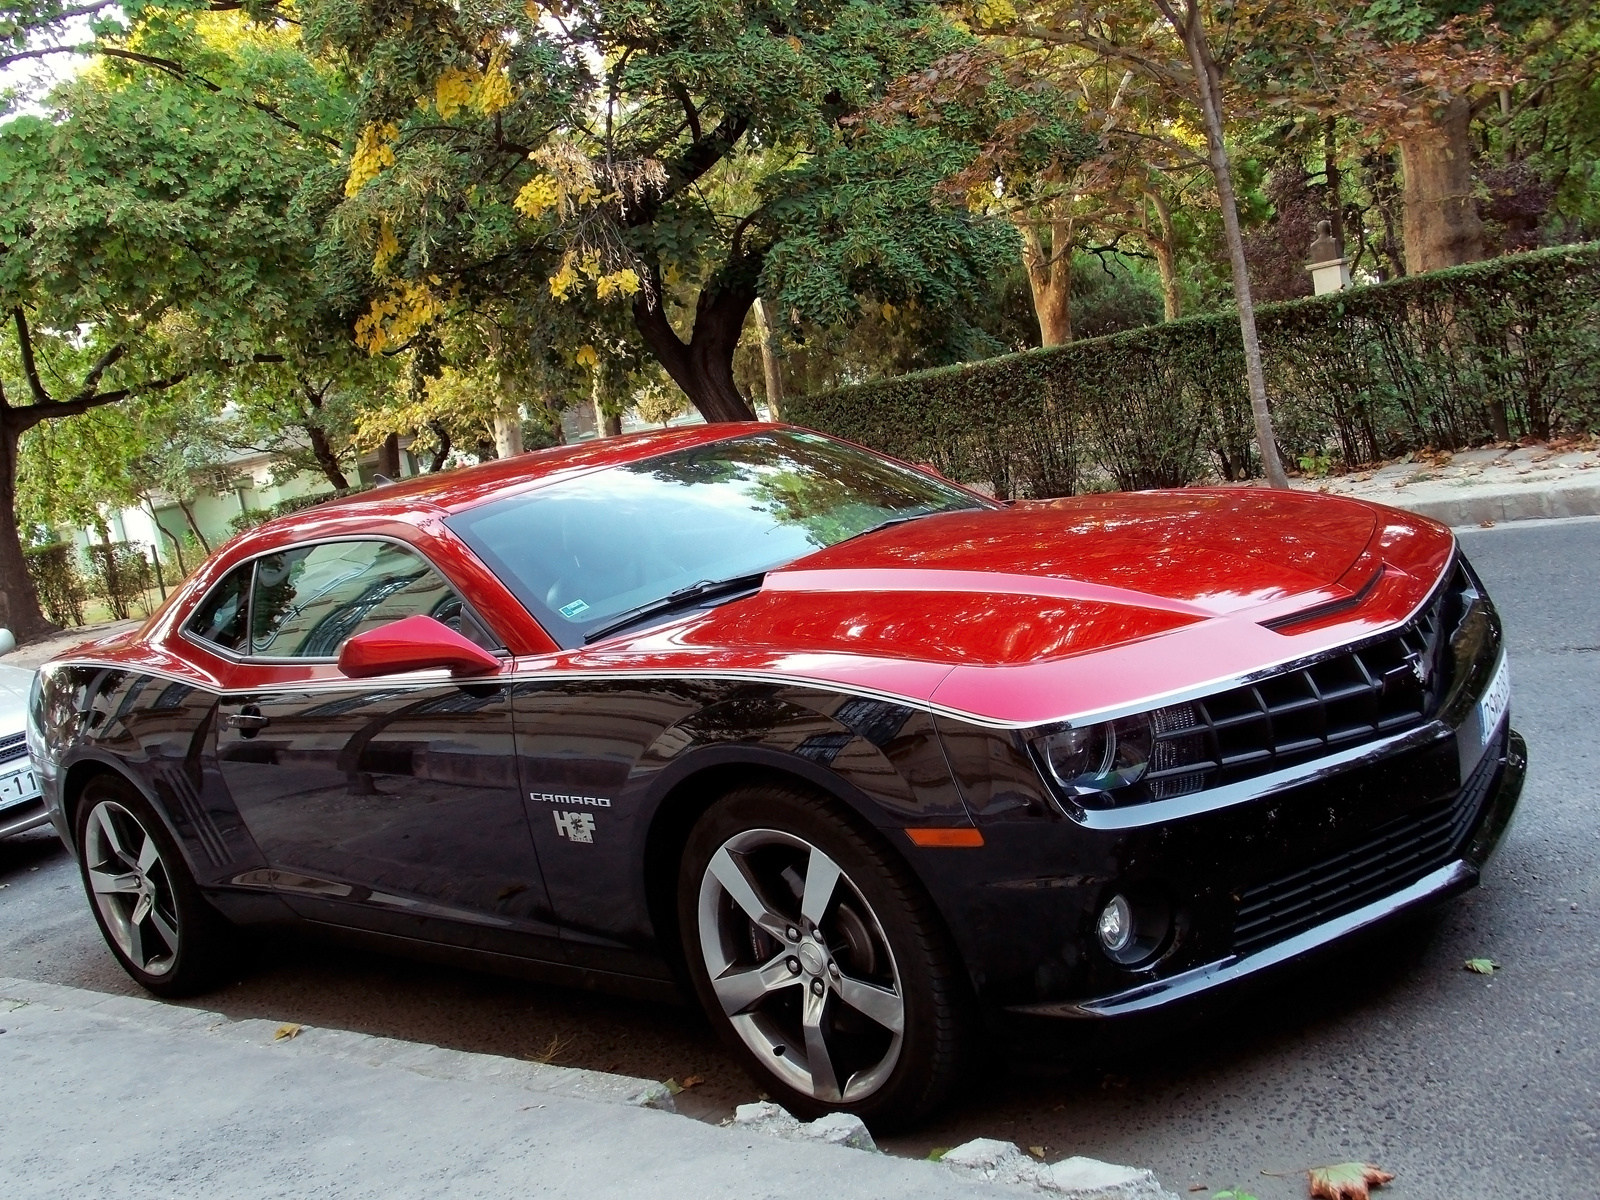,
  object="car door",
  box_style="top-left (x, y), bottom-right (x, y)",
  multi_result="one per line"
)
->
top-left (209, 537), bottom-right (559, 956)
